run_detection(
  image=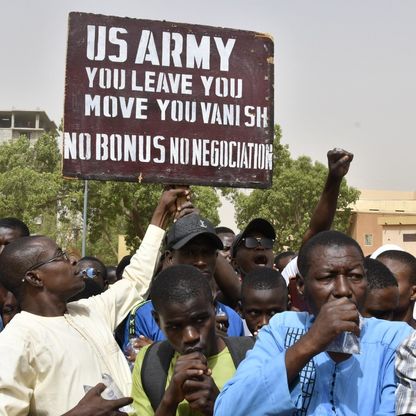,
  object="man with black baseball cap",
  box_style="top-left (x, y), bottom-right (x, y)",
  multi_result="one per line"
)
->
top-left (231, 218), bottom-right (276, 278)
top-left (166, 213), bottom-right (224, 252)
top-left (120, 213), bottom-right (244, 356)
